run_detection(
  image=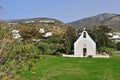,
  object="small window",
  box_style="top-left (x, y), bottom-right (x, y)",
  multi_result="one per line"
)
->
top-left (83, 32), bottom-right (86, 38)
